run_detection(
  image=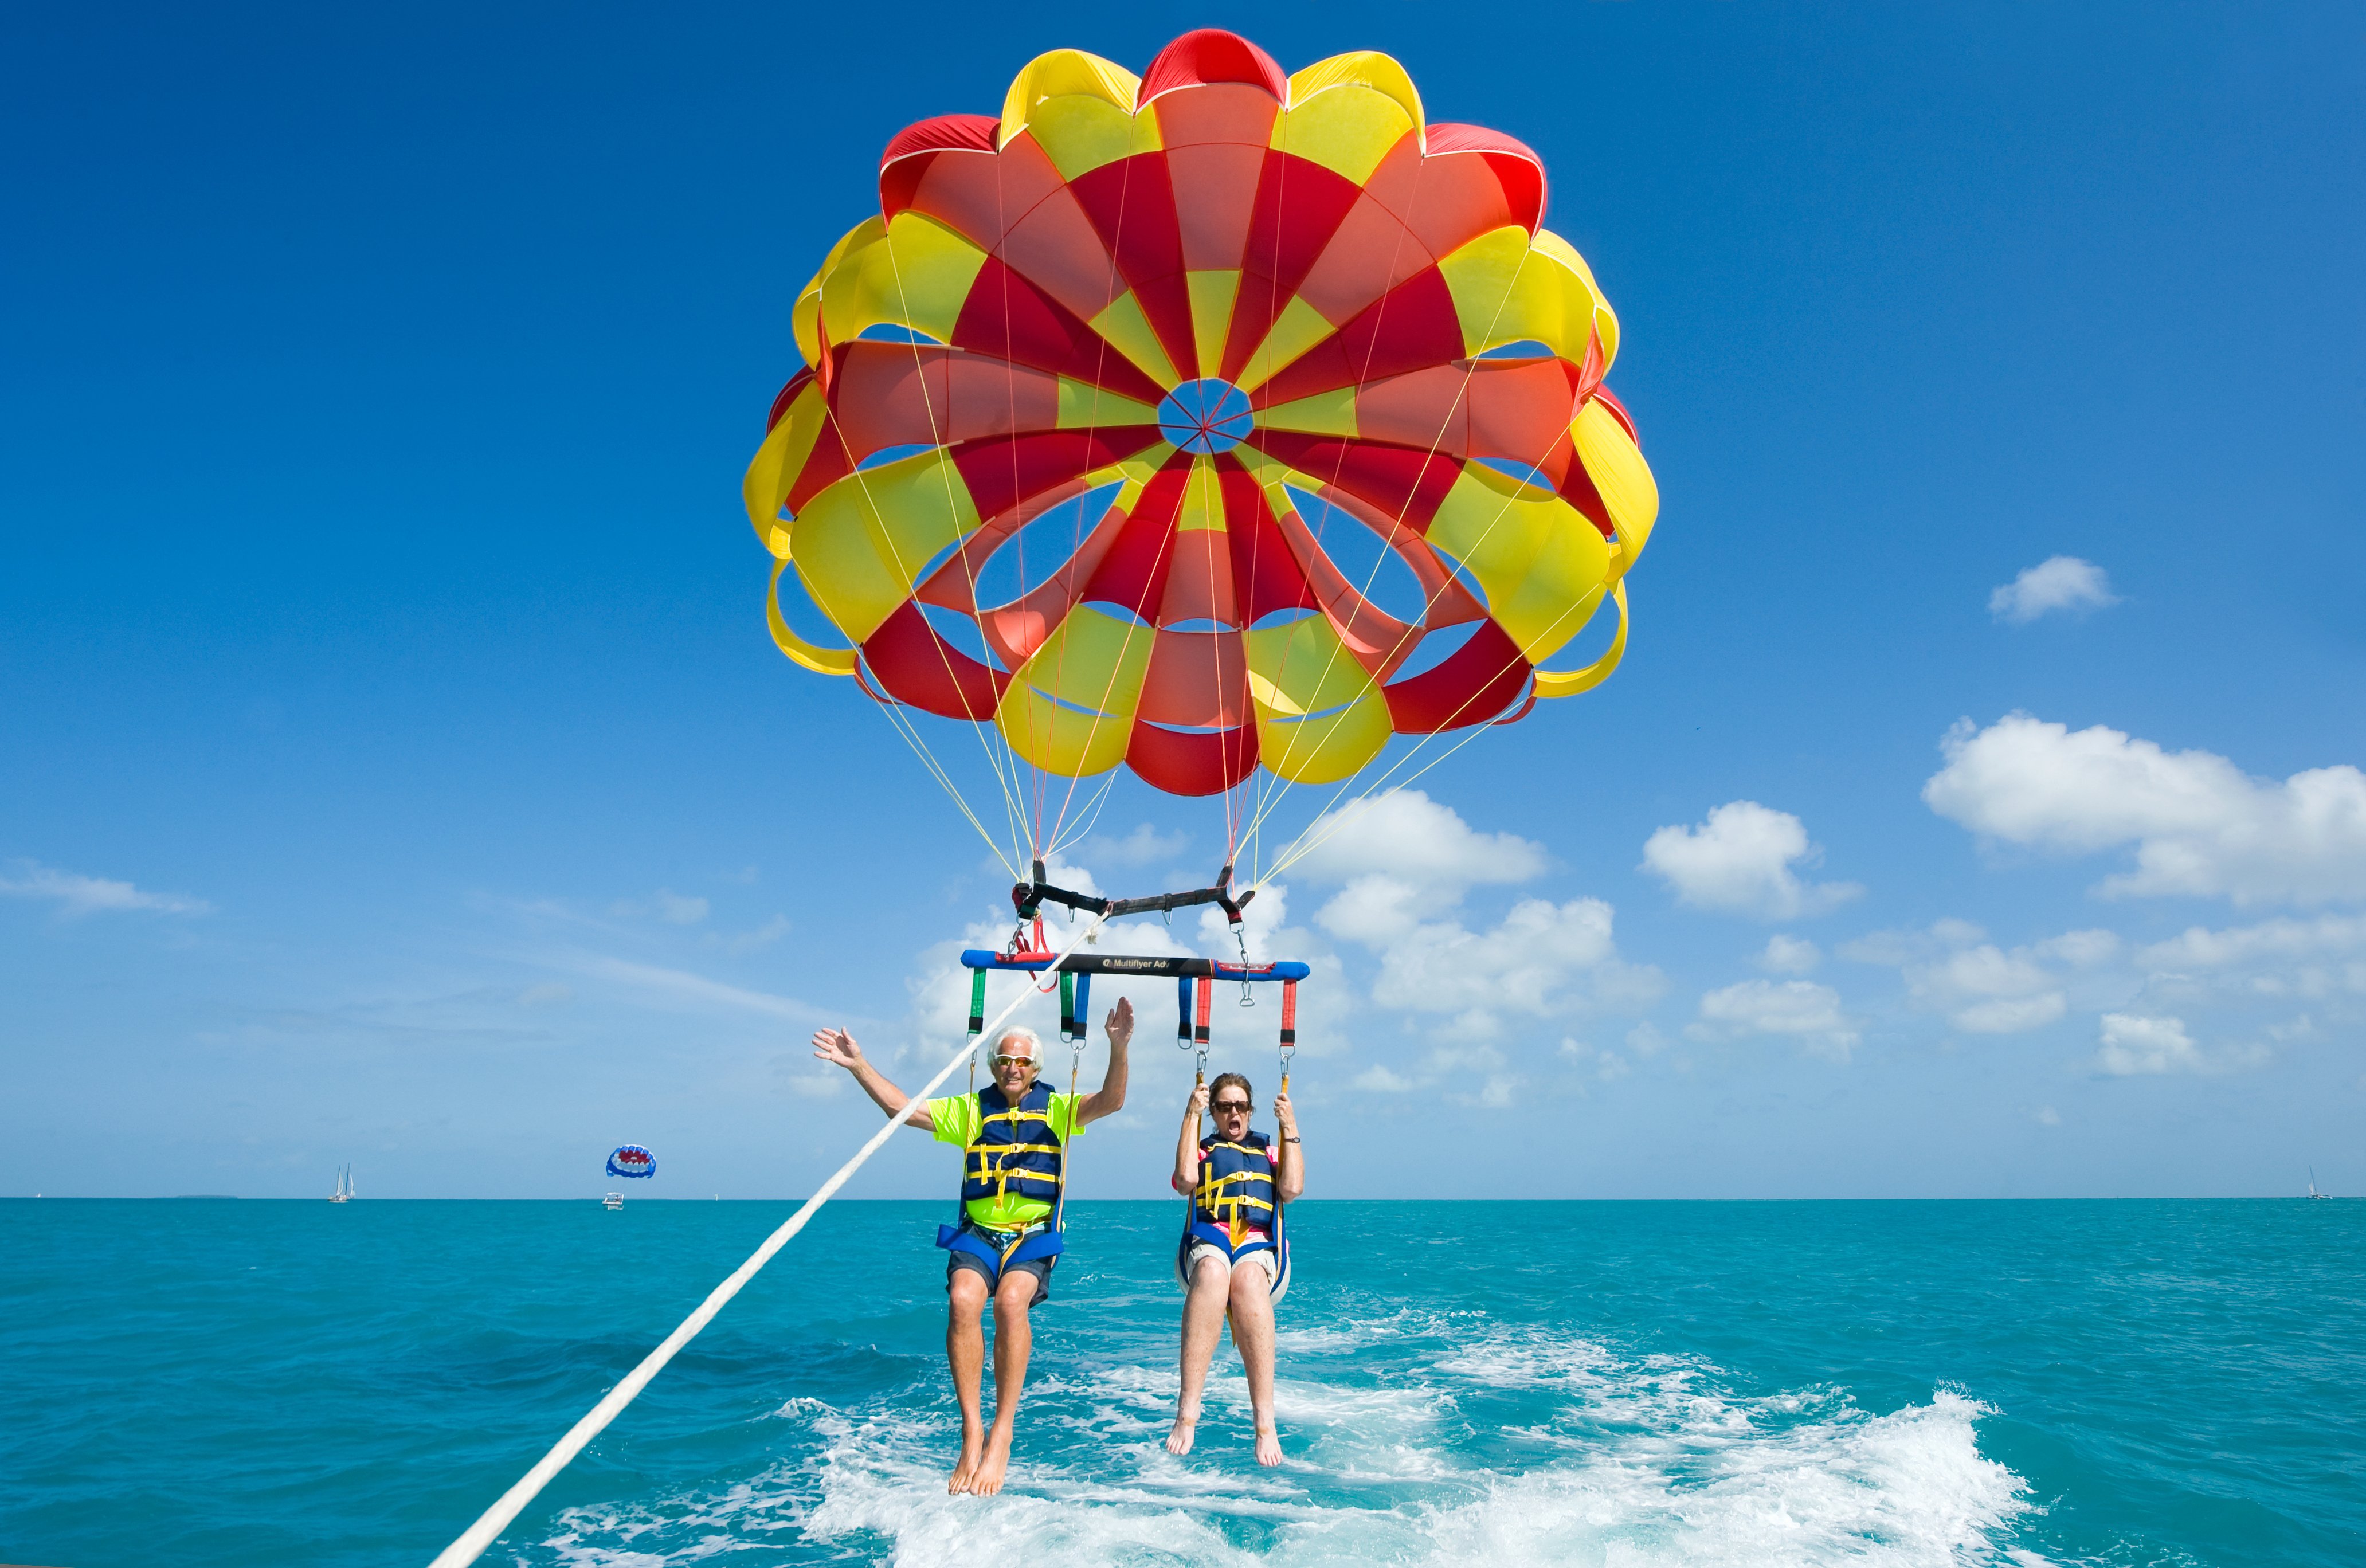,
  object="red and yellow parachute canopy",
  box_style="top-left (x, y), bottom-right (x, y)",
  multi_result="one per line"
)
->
top-left (745, 29), bottom-right (1657, 813)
